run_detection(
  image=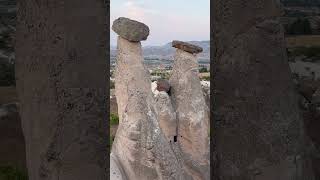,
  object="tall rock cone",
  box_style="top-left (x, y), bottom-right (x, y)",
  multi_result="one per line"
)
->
top-left (111, 18), bottom-right (189, 180)
top-left (15, 1), bottom-right (108, 179)
top-left (169, 41), bottom-right (210, 180)
top-left (212, 0), bottom-right (315, 179)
